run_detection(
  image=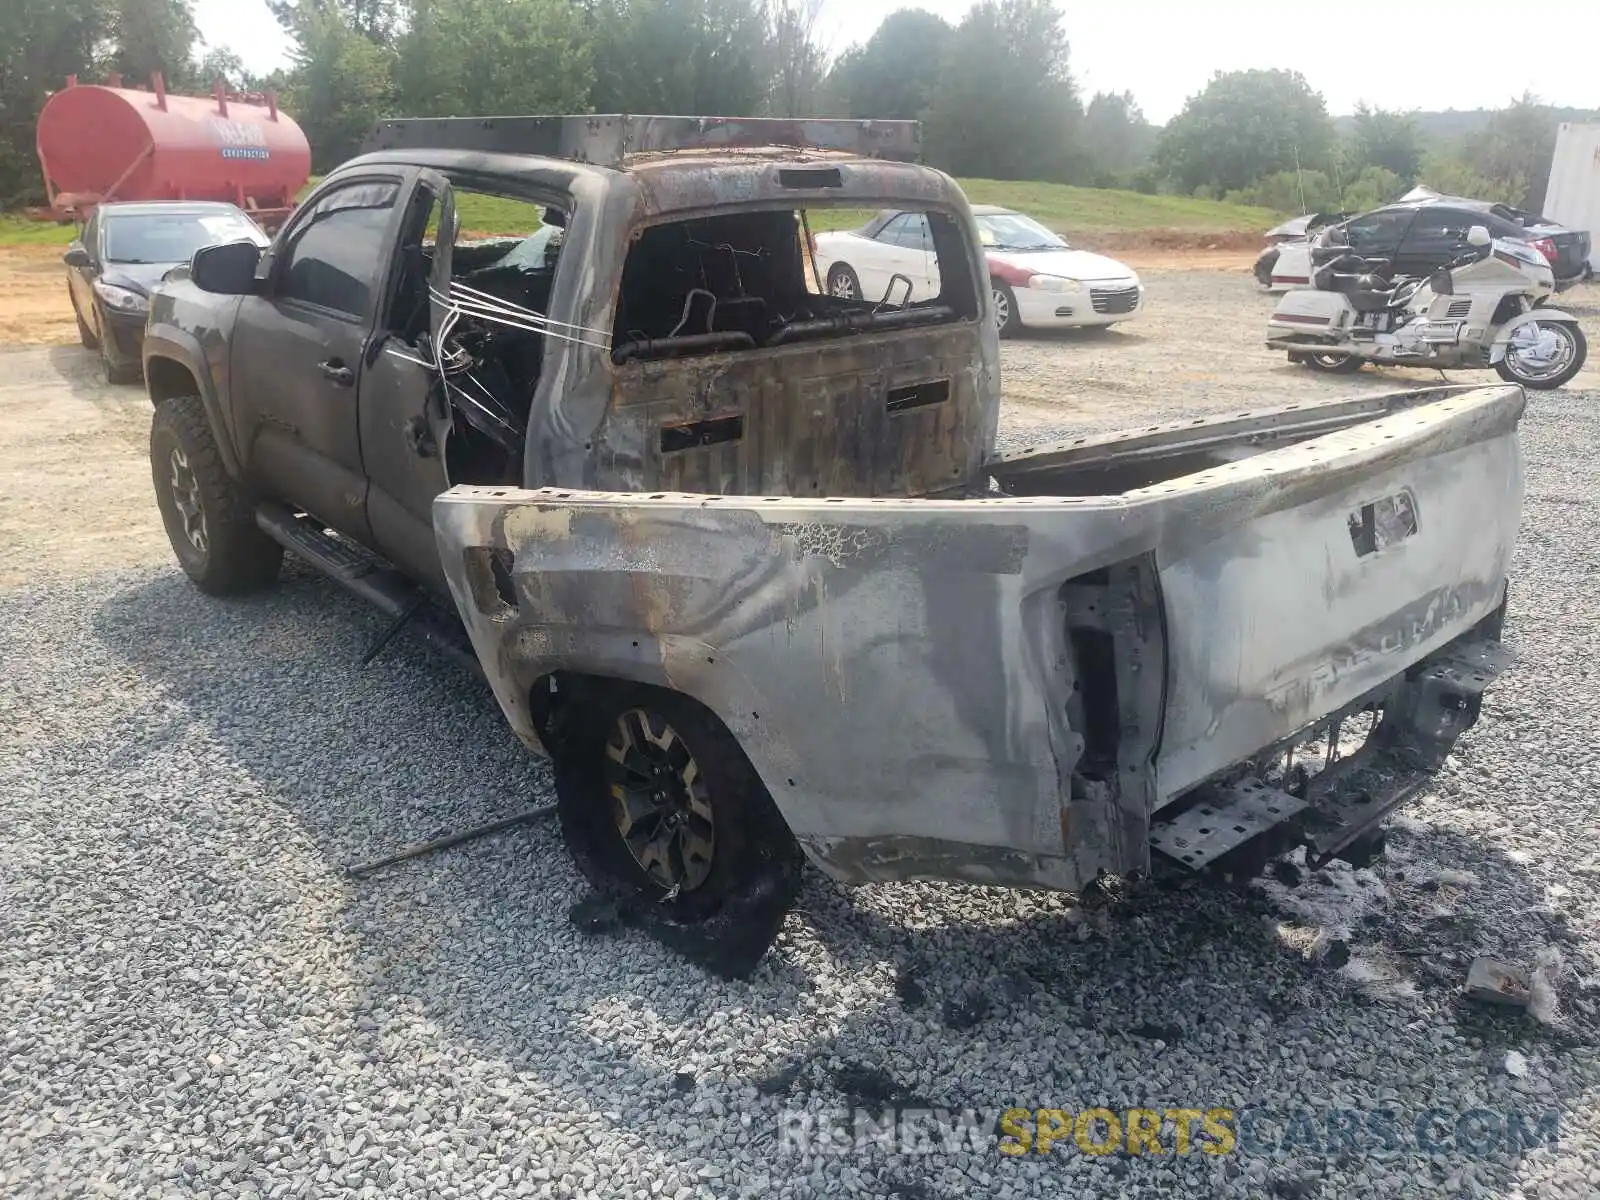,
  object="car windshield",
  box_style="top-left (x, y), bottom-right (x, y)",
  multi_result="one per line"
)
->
top-left (103, 211), bottom-right (264, 264)
top-left (975, 212), bottom-right (1068, 251)
top-left (488, 225), bottom-right (561, 271)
